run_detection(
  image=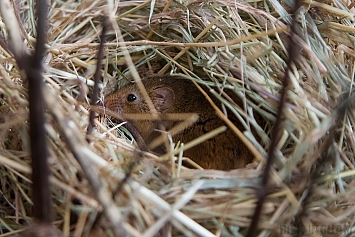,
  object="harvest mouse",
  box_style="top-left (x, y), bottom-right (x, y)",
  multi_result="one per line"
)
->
top-left (104, 75), bottom-right (253, 170)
